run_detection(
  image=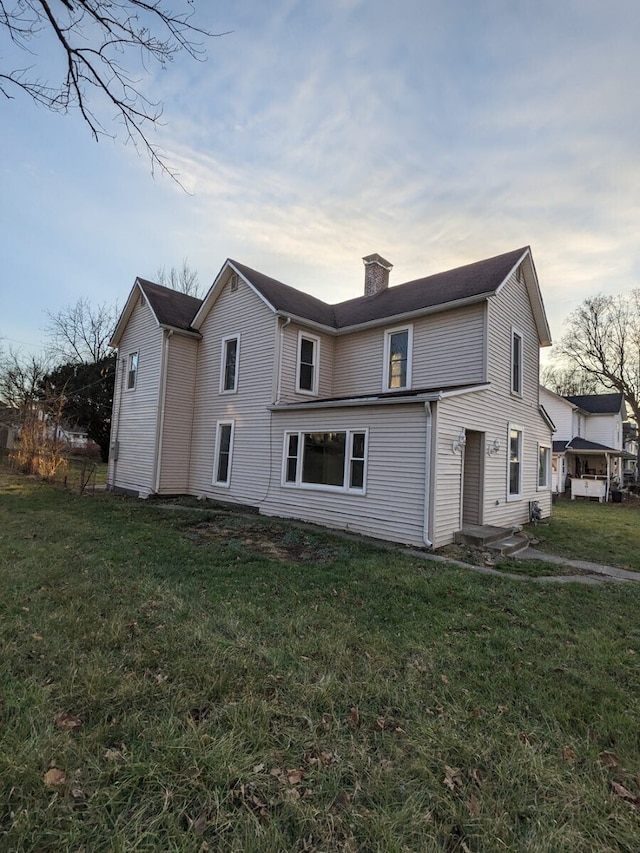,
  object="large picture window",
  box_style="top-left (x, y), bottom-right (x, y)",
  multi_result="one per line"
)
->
top-left (283, 429), bottom-right (368, 493)
top-left (383, 325), bottom-right (412, 391)
top-left (213, 421), bottom-right (234, 486)
top-left (220, 335), bottom-right (239, 393)
top-left (296, 332), bottom-right (320, 395)
top-left (508, 425), bottom-right (523, 499)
